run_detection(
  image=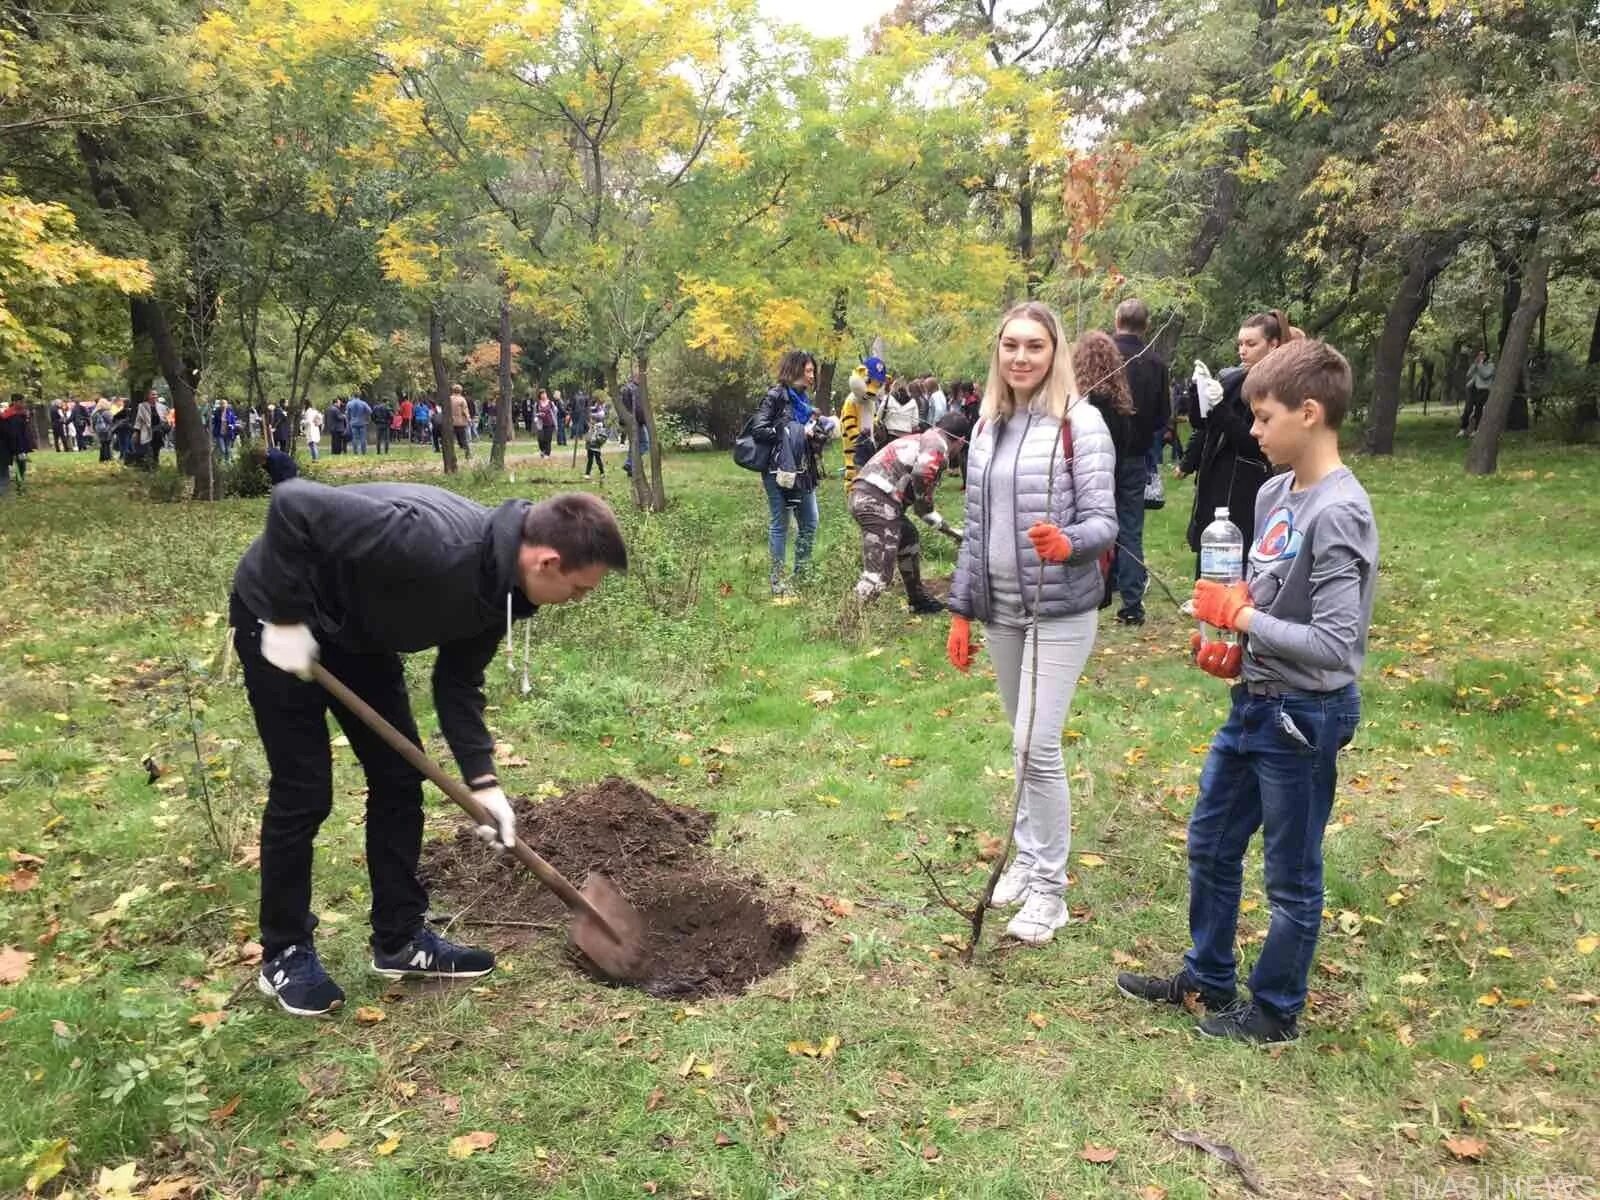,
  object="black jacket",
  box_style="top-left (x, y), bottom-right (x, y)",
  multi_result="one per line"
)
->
top-left (1179, 366), bottom-right (1270, 552)
top-left (1112, 332), bottom-right (1169, 460)
top-left (751, 385), bottom-right (823, 493)
top-left (232, 481), bottom-right (537, 780)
